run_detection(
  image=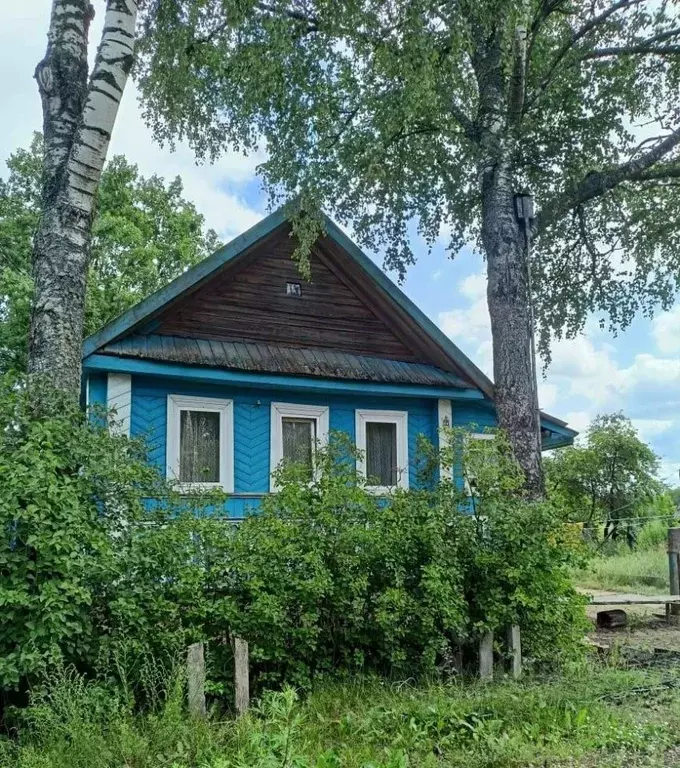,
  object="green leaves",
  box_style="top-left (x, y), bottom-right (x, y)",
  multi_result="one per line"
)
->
top-left (546, 413), bottom-right (668, 544)
top-left (0, 135), bottom-right (220, 375)
top-left (137, 0), bottom-right (680, 340)
top-left (0, 379), bottom-right (585, 695)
